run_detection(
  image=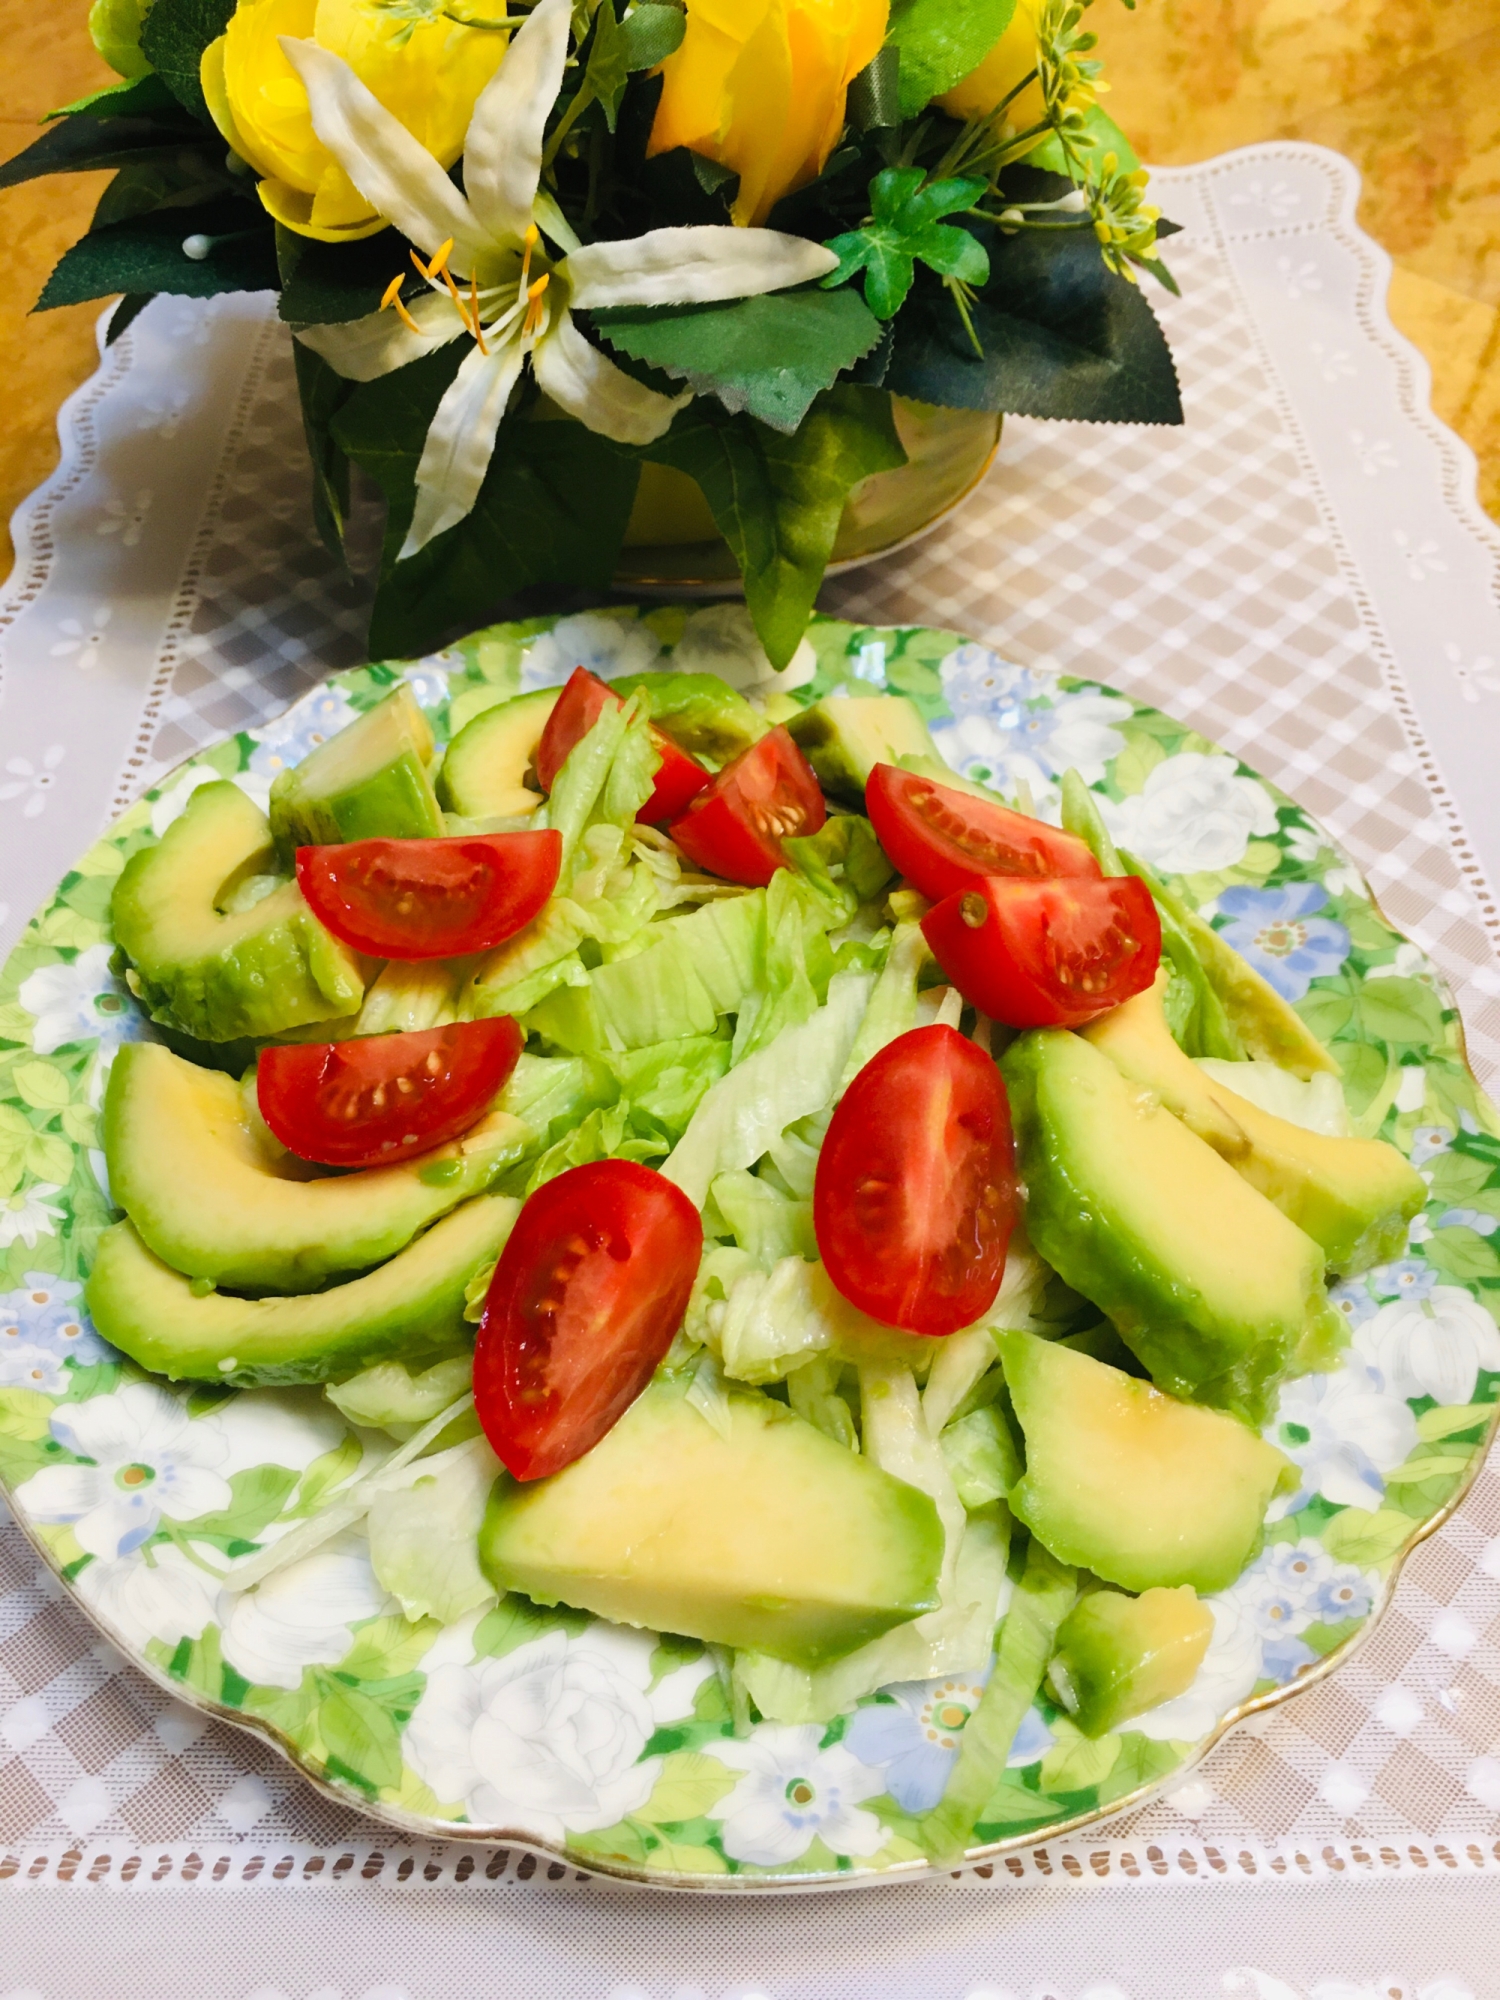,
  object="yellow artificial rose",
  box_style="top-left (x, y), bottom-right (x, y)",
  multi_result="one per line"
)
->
top-left (938, 0), bottom-right (1048, 132)
top-left (648, 0), bottom-right (888, 228)
top-left (202, 0), bottom-right (508, 243)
